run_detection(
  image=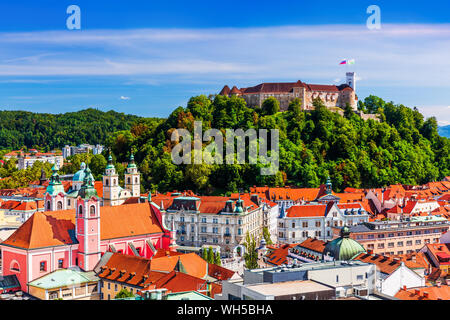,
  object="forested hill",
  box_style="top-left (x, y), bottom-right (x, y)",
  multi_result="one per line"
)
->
top-left (107, 95), bottom-right (449, 194)
top-left (0, 108), bottom-right (143, 150)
